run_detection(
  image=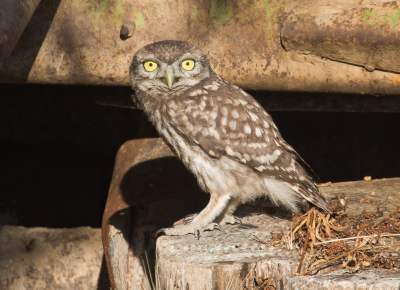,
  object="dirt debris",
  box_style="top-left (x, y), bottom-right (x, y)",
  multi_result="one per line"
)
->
top-left (267, 195), bottom-right (400, 275)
